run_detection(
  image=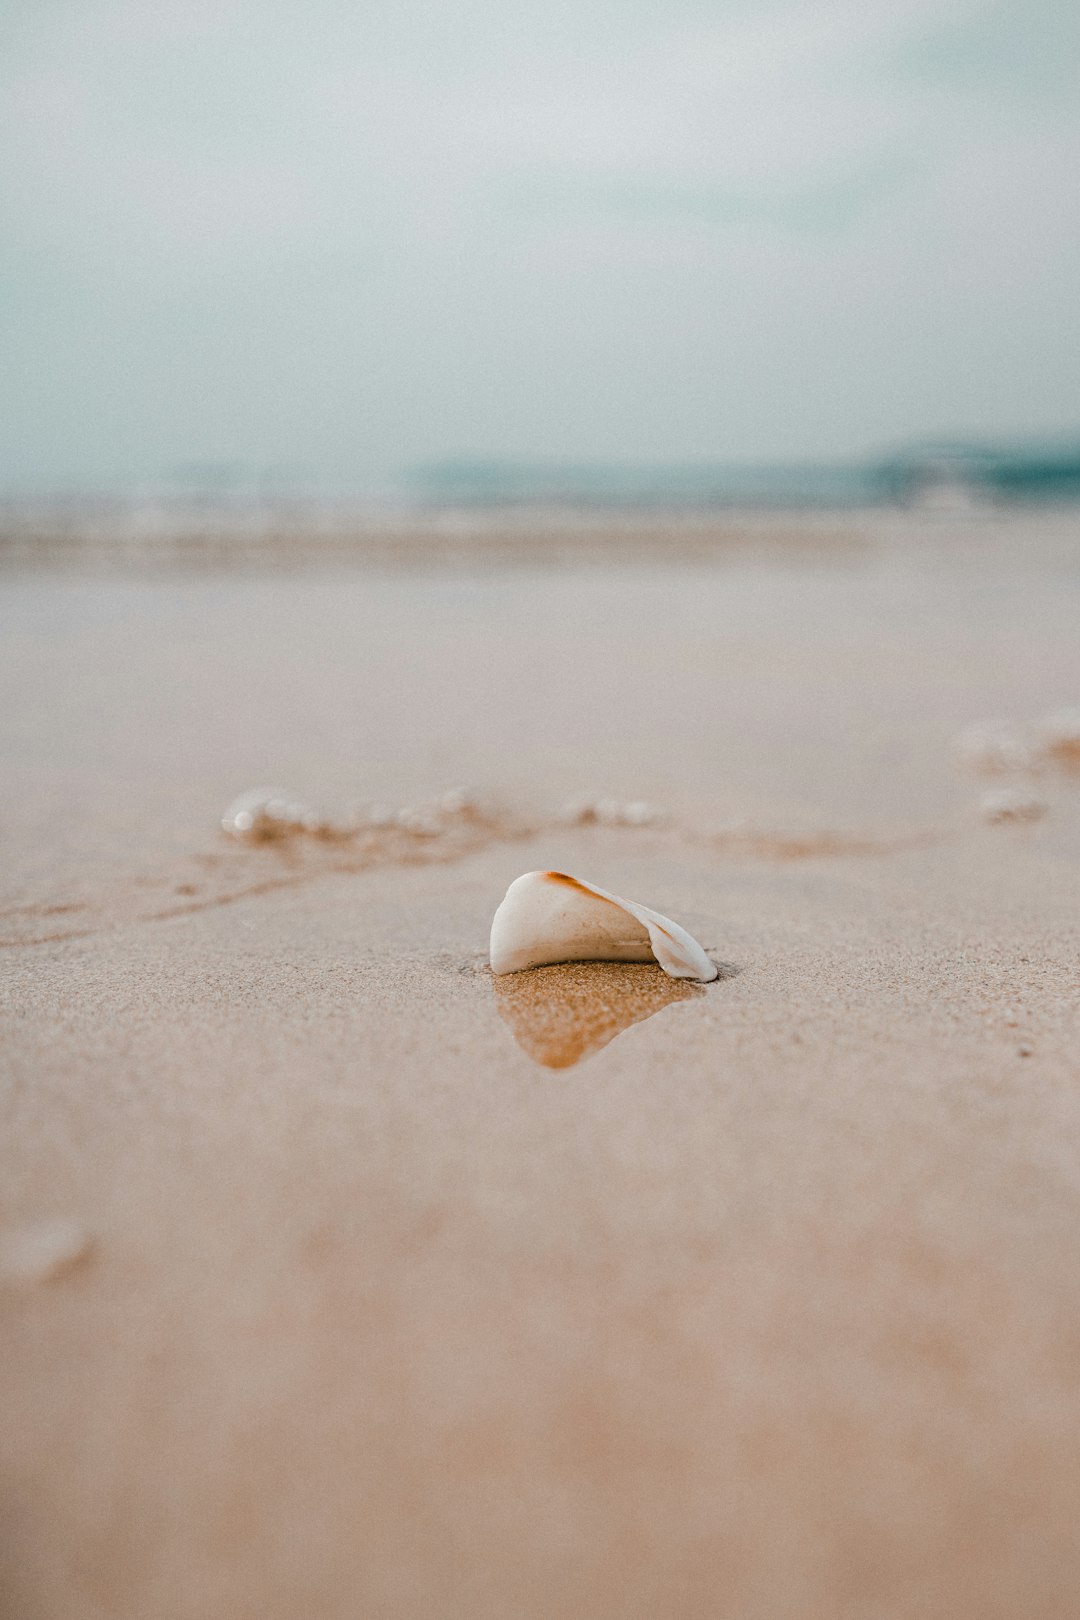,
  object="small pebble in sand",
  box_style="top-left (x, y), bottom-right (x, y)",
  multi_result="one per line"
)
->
top-left (979, 788), bottom-right (1048, 824)
top-left (0, 1219), bottom-right (93, 1286)
top-left (1037, 707), bottom-right (1080, 767)
top-left (955, 722), bottom-right (1034, 774)
top-left (1017, 1043), bottom-right (1034, 1057)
